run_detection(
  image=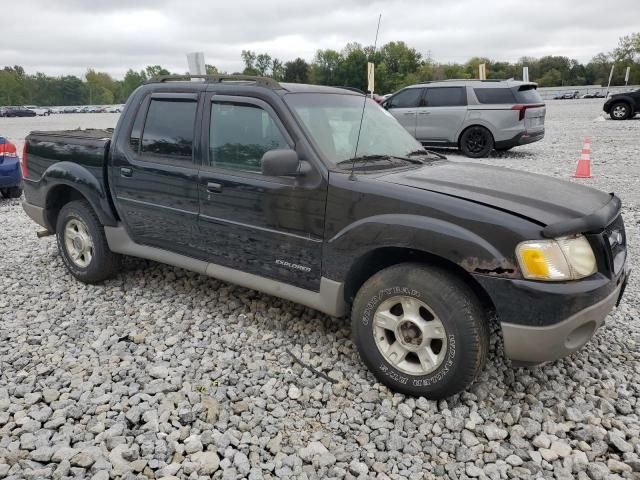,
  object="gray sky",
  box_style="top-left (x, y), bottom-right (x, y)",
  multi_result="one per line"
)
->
top-left (4, 0), bottom-right (639, 79)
